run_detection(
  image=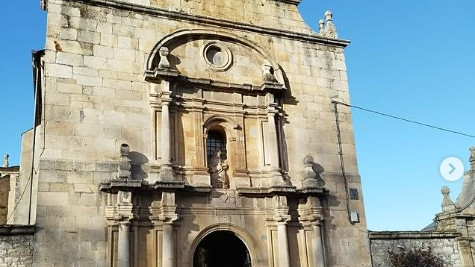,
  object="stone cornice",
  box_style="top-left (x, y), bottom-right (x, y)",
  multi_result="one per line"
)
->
top-left (144, 70), bottom-right (286, 94)
top-left (60, 0), bottom-right (350, 47)
top-left (0, 225), bottom-right (36, 236)
top-left (272, 0), bottom-right (301, 5)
